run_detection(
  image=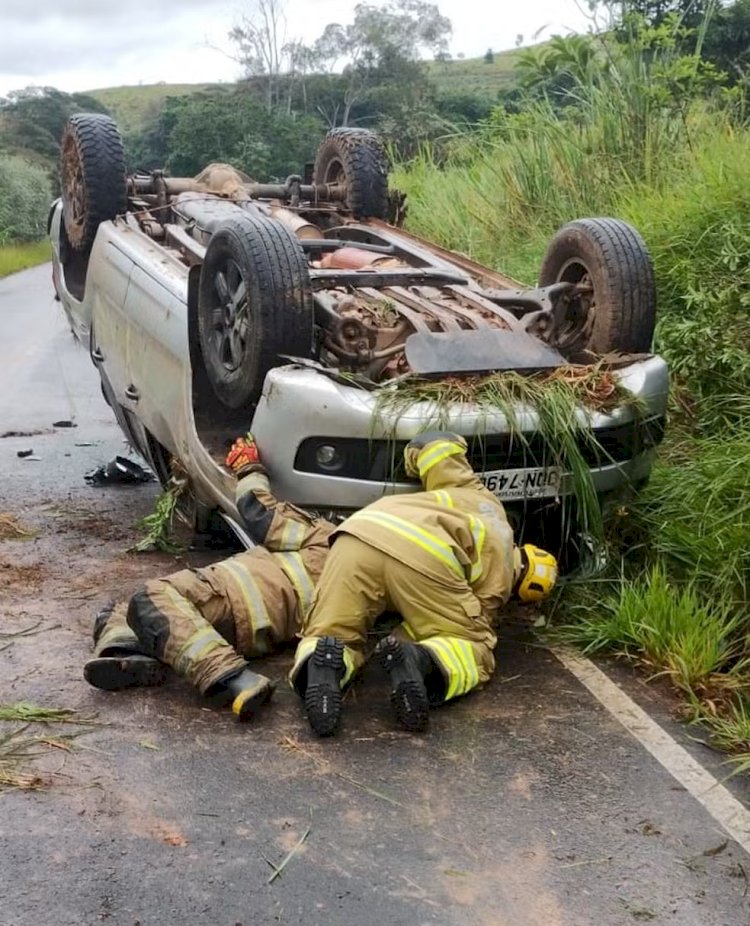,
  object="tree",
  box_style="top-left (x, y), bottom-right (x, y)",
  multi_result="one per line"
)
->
top-left (702, 0), bottom-right (750, 83)
top-left (484, 48), bottom-right (494, 64)
top-left (161, 89), bottom-right (323, 179)
top-left (299, 0), bottom-right (452, 125)
top-left (603, 0), bottom-right (712, 28)
top-left (0, 156), bottom-right (51, 243)
top-left (230, 0), bottom-right (290, 112)
top-left (0, 87), bottom-right (110, 167)
top-left (516, 34), bottom-right (601, 104)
